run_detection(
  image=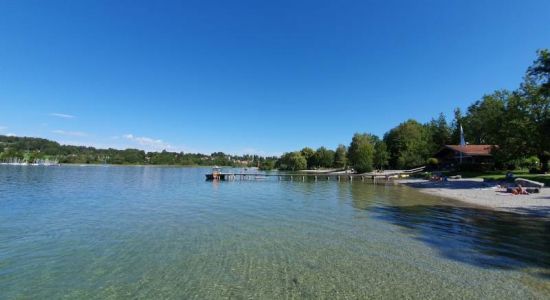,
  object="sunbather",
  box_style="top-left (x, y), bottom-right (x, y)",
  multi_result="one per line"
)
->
top-left (512, 184), bottom-right (529, 195)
